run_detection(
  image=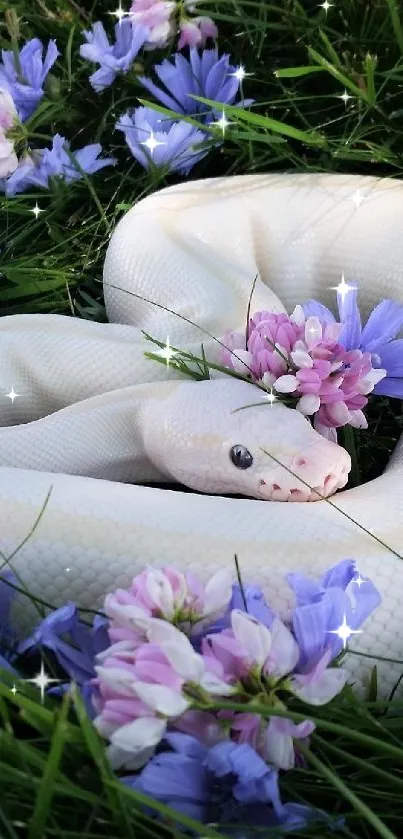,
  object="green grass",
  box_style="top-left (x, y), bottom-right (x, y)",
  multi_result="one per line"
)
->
top-left (2, 0), bottom-right (403, 836)
top-left (3, 659), bottom-right (403, 838)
